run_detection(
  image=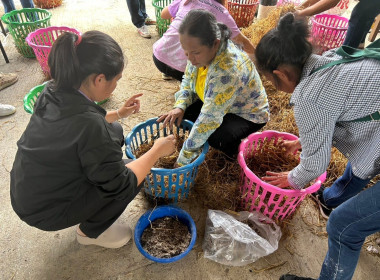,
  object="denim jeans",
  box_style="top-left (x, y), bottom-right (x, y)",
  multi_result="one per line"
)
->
top-left (343, 0), bottom-right (380, 48)
top-left (126, 0), bottom-right (148, 28)
top-left (1, 0), bottom-right (34, 13)
top-left (323, 162), bottom-right (370, 208)
top-left (318, 181), bottom-right (380, 280)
